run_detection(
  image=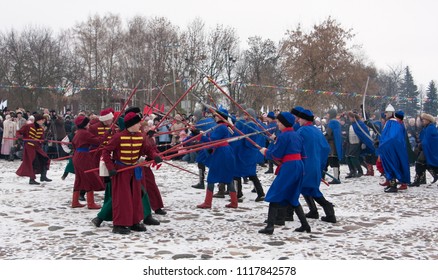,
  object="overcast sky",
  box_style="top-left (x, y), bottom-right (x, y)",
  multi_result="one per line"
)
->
top-left (2, 0), bottom-right (437, 89)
